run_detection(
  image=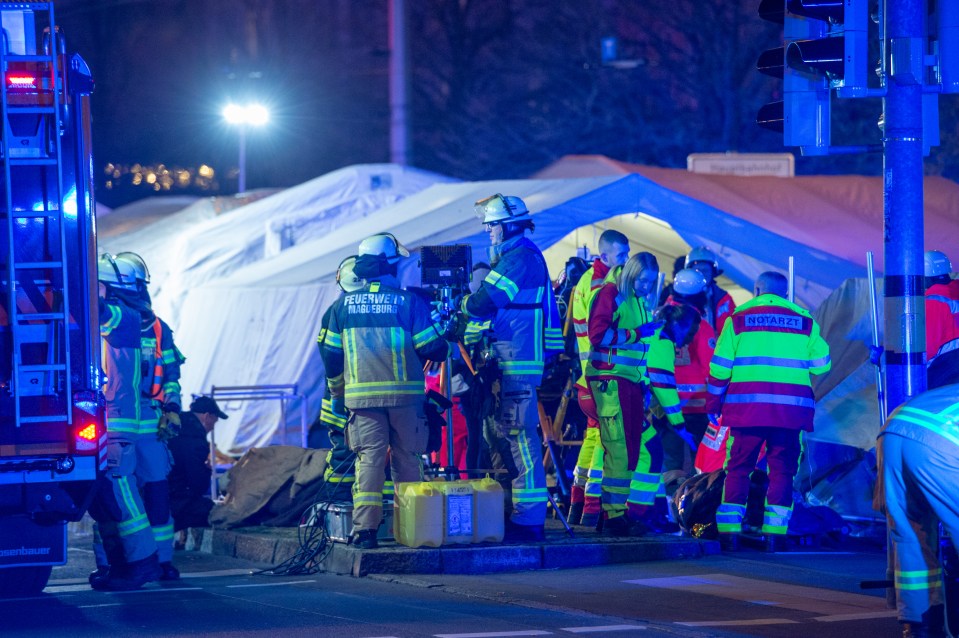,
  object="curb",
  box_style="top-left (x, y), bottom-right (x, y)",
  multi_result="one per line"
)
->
top-left (208, 526), bottom-right (719, 577)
